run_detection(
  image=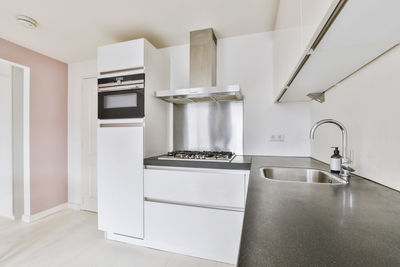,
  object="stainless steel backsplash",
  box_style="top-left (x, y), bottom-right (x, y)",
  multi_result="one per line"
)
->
top-left (173, 101), bottom-right (243, 154)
